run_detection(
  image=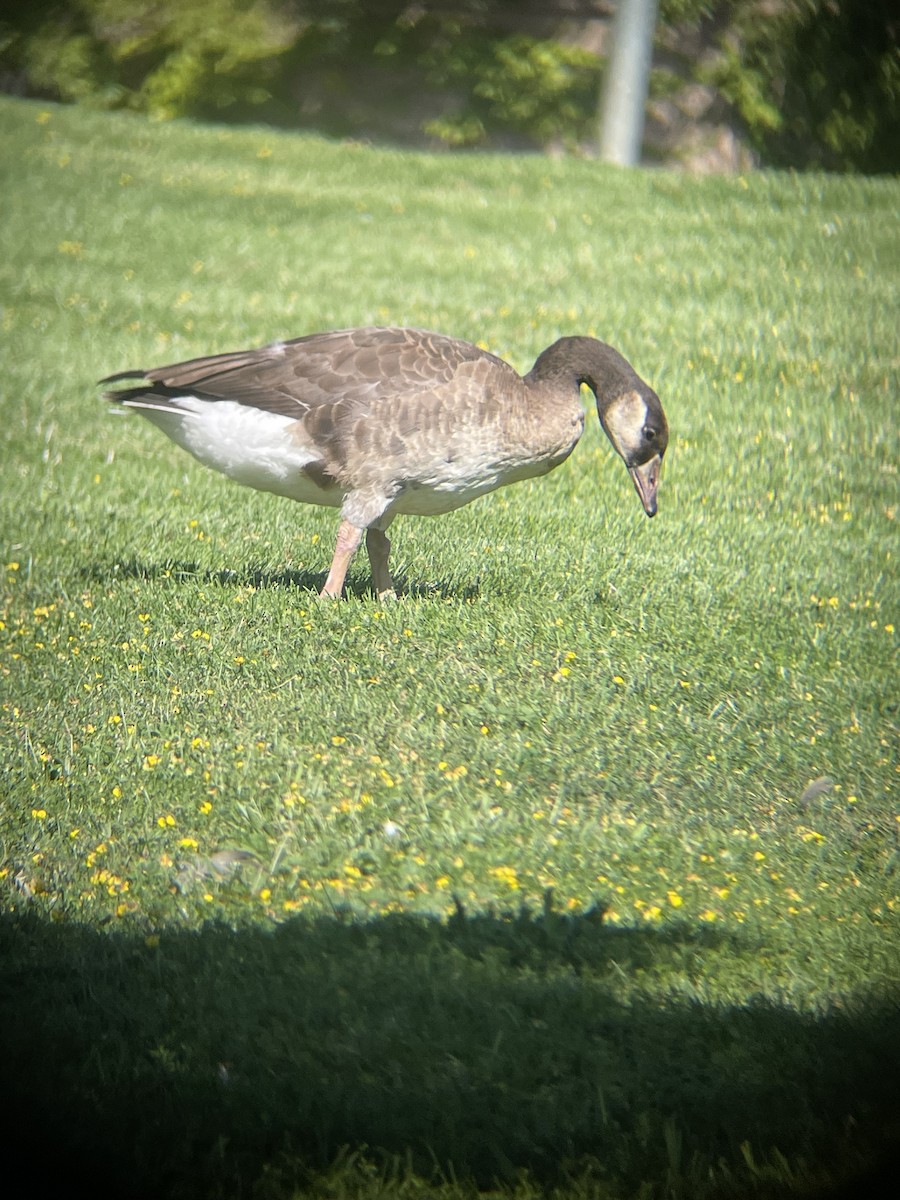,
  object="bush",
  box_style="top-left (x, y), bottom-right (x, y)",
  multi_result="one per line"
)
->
top-left (423, 34), bottom-right (603, 149)
top-left (689, 0), bottom-right (899, 174)
top-left (1, 0), bottom-right (298, 119)
top-left (2, 0), bottom-right (897, 169)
